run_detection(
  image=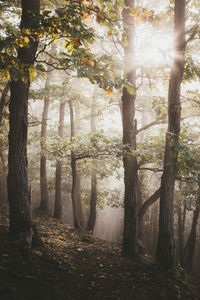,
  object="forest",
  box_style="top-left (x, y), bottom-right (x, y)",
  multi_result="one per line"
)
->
top-left (1, 0), bottom-right (200, 299)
